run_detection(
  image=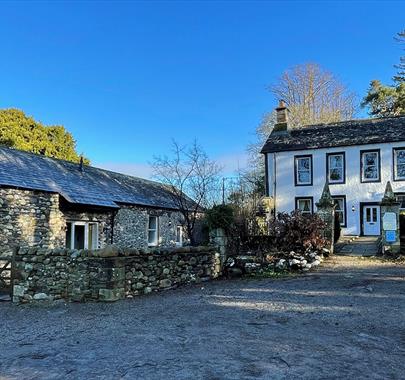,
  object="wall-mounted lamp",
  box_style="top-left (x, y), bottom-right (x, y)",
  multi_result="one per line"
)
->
top-left (351, 205), bottom-right (356, 212)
